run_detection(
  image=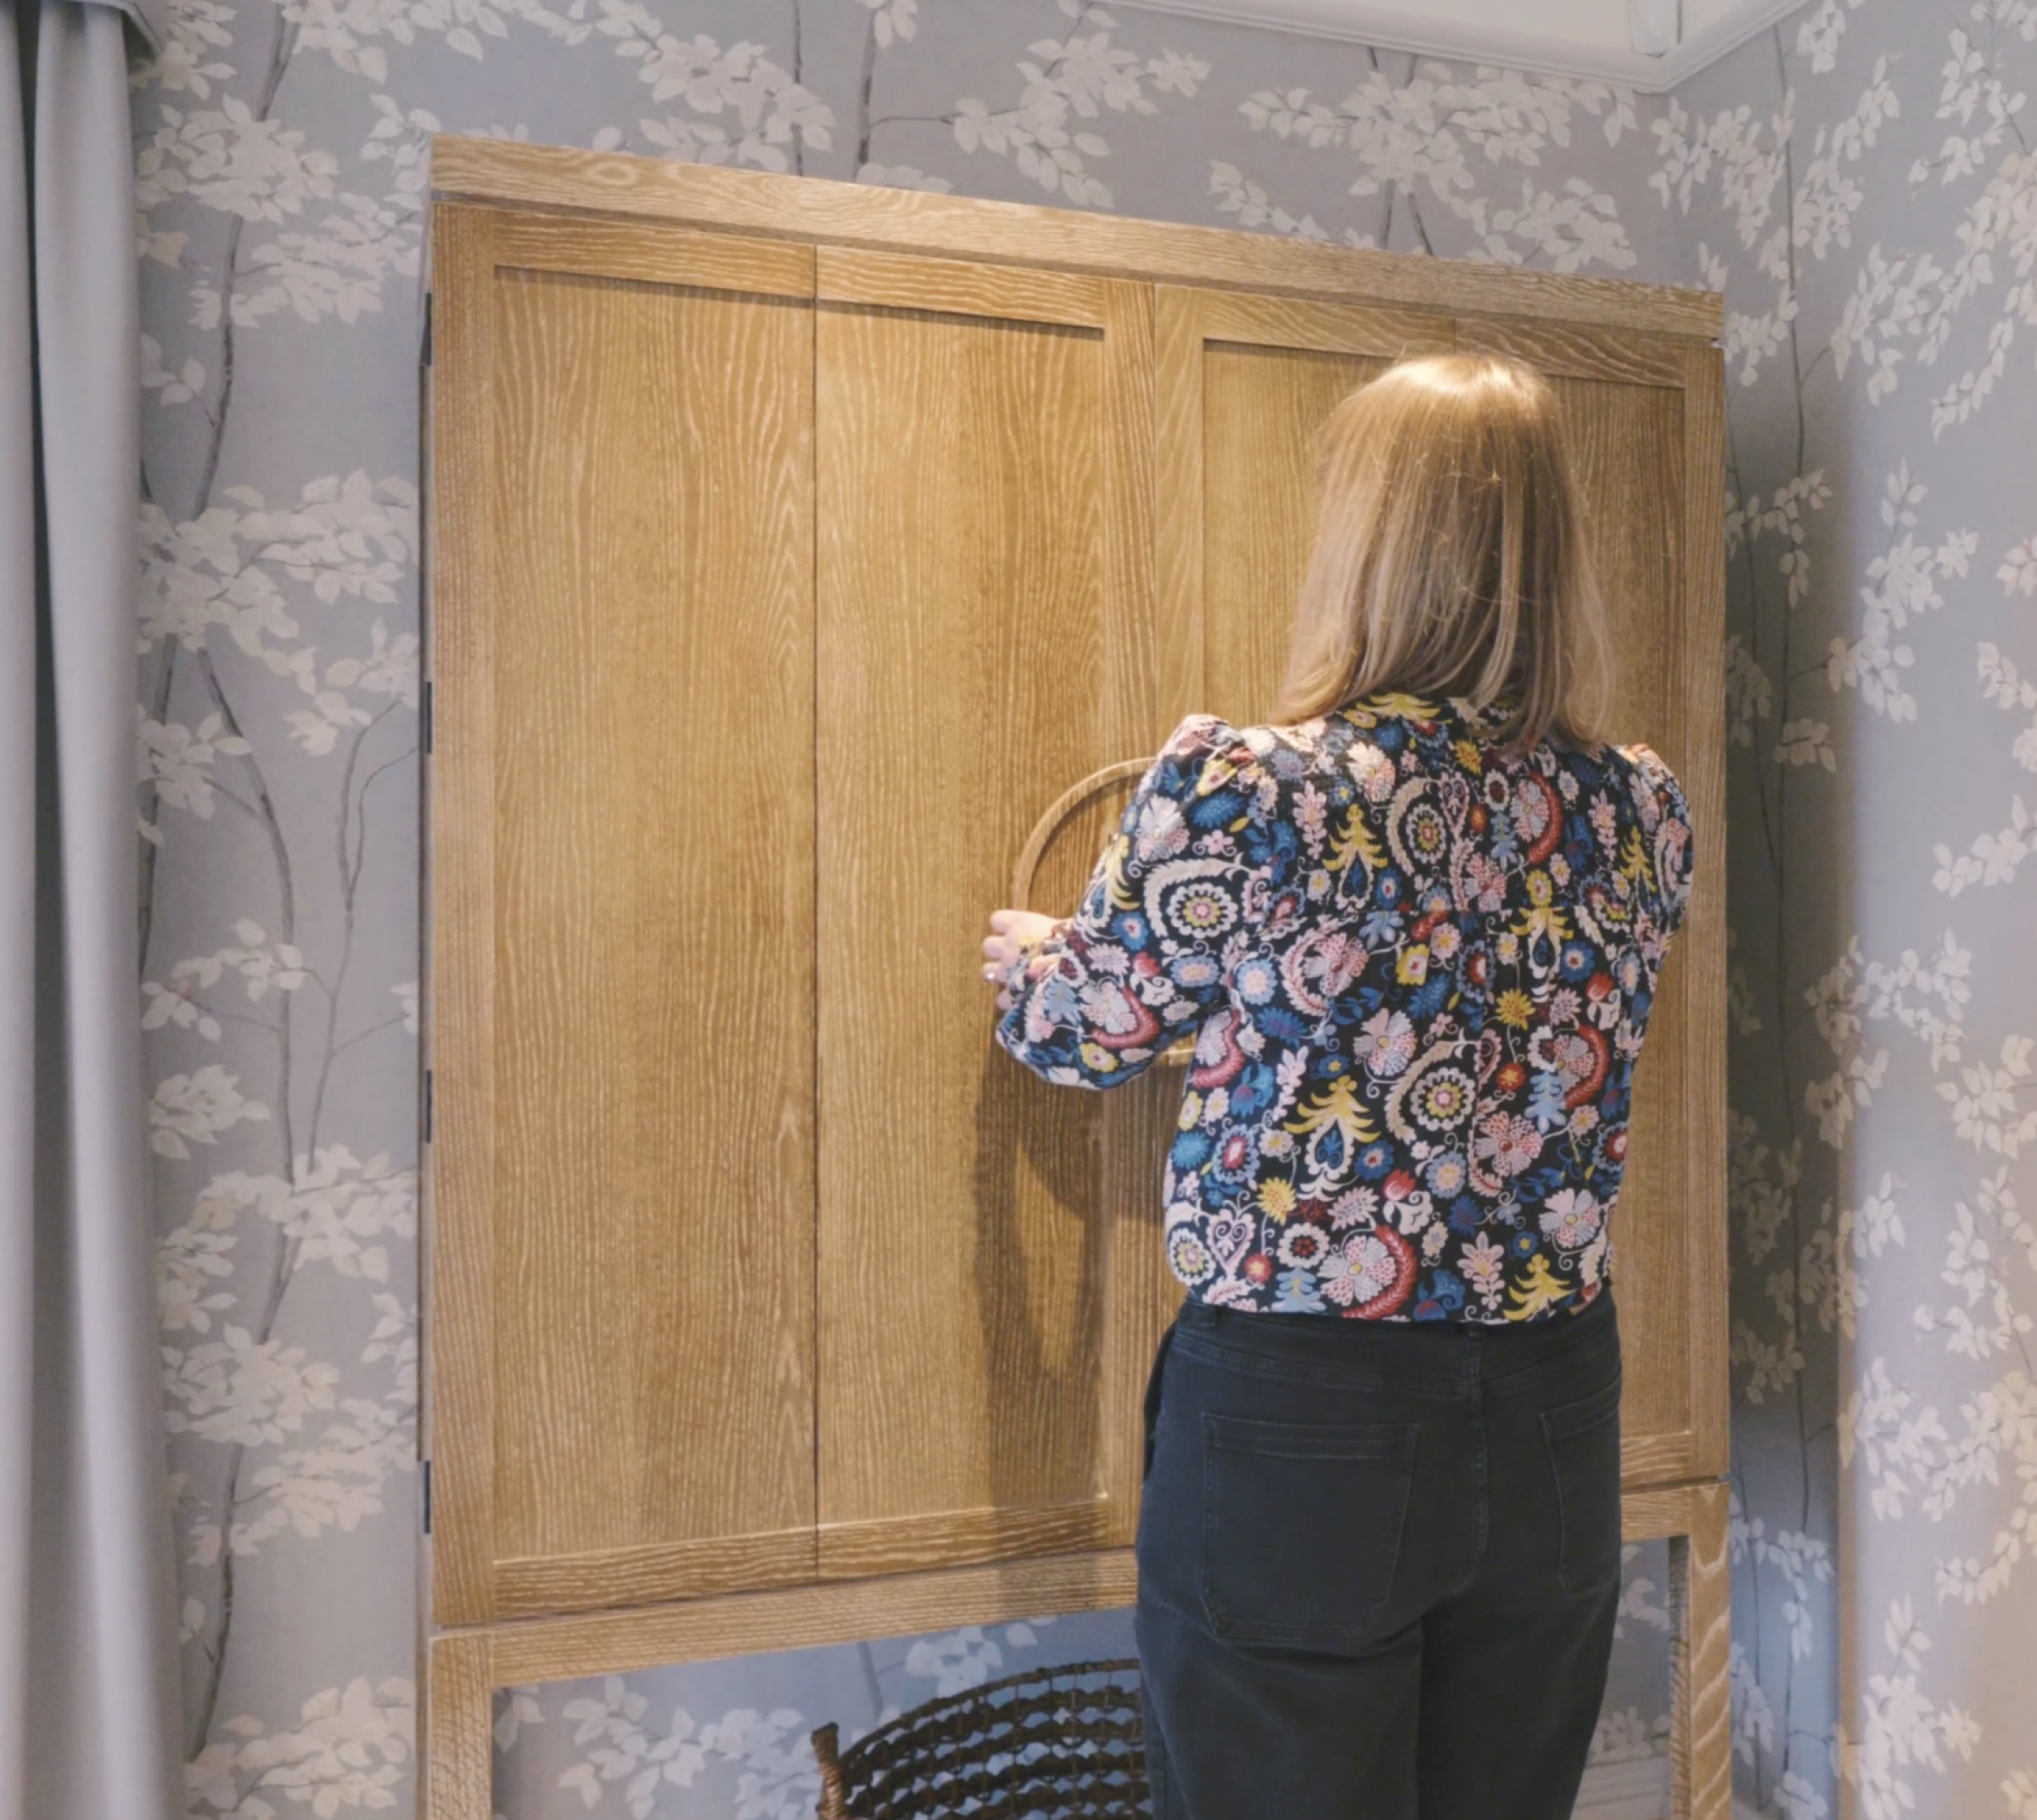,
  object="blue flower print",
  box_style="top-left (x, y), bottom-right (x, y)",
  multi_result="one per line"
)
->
top-left (1235, 956), bottom-right (1279, 1005)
